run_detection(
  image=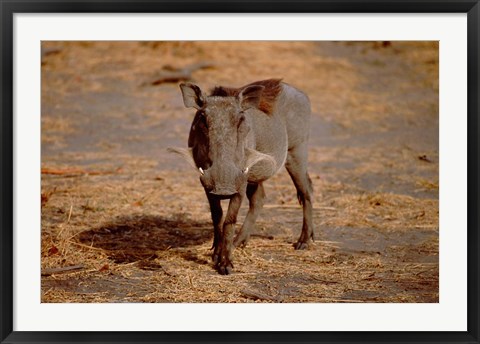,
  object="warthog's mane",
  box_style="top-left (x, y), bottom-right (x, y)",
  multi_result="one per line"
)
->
top-left (209, 78), bottom-right (283, 115)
